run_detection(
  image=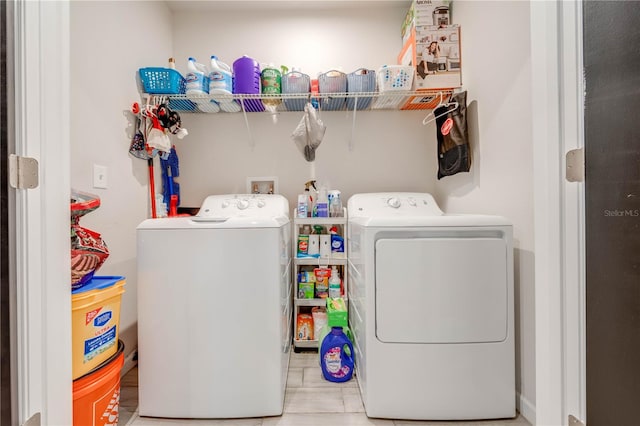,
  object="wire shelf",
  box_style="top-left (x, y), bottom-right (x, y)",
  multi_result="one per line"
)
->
top-left (142, 89), bottom-right (455, 113)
